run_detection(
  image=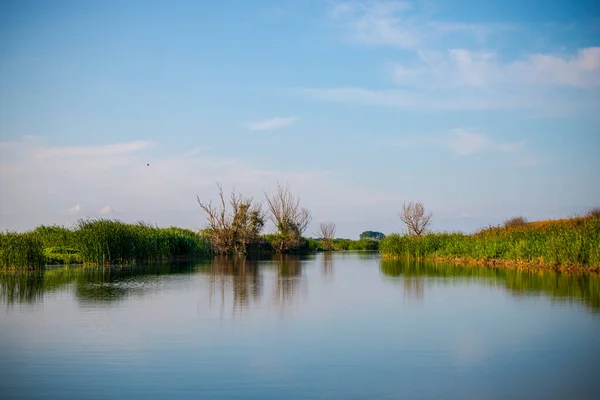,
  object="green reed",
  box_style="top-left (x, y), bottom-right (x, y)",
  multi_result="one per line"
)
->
top-left (380, 216), bottom-right (600, 268)
top-left (74, 219), bottom-right (211, 265)
top-left (0, 219), bottom-right (212, 269)
top-left (0, 232), bottom-right (46, 270)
